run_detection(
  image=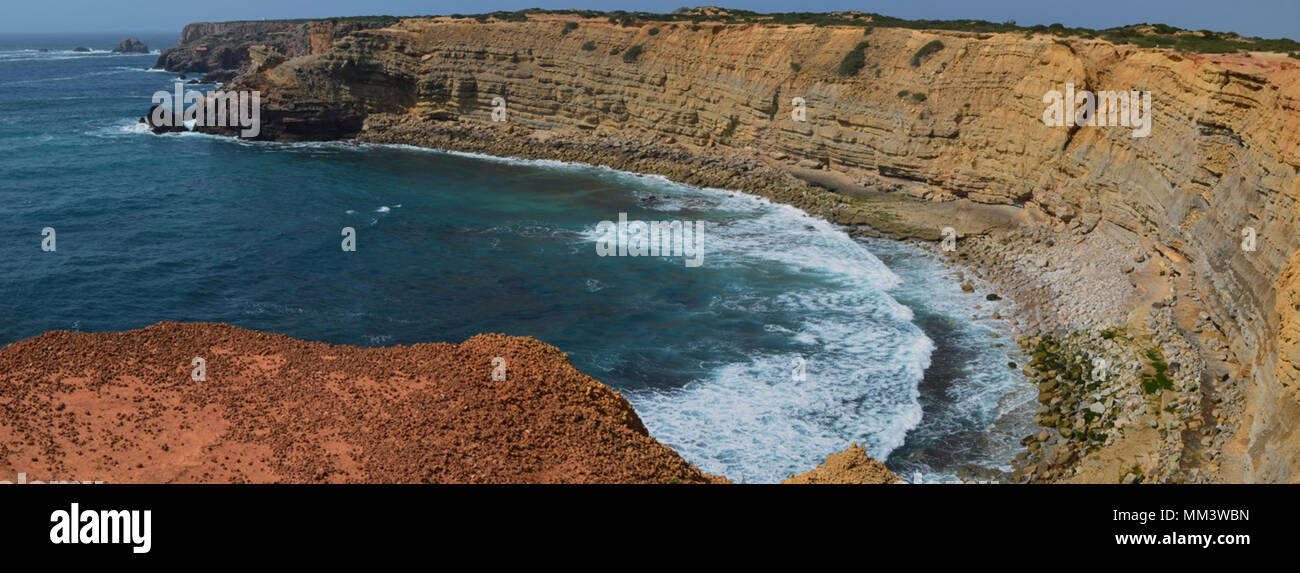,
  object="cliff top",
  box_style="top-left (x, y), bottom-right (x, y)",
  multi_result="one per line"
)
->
top-left (0, 322), bottom-right (723, 483)
top-left (188, 8), bottom-right (1300, 56)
